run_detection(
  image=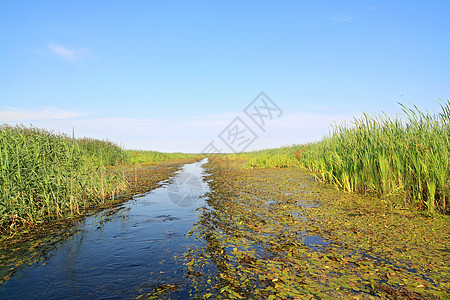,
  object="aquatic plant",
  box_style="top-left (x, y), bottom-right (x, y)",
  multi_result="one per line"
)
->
top-left (0, 125), bottom-right (127, 232)
top-left (125, 150), bottom-right (199, 164)
top-left (295, 101), bottom-right (449, 212)
top-left (187, 158), bottom-right (449, 299)
top-left (236, 102), bottom-right (450, 213)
